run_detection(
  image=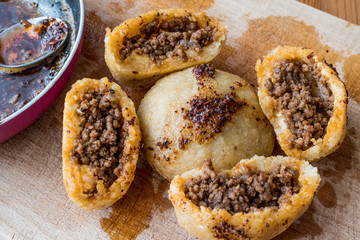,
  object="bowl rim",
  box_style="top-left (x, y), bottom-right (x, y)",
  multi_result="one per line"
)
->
top-left (0, 0), bottom-right (85, 126)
